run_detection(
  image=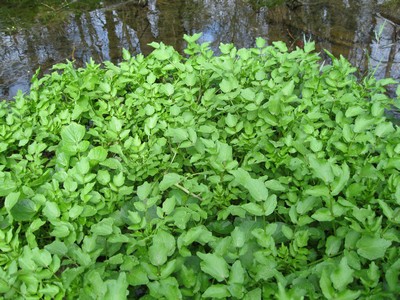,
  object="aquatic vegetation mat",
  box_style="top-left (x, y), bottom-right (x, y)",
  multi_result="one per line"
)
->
top-left (1, 34), bottom-right (400, 299)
